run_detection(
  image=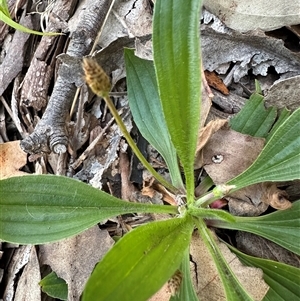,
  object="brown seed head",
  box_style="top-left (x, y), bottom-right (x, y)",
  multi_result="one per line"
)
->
top-left (82, 58), bottom-right (111, 97)
top-left (167, 270), bottom-right (183, 296)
